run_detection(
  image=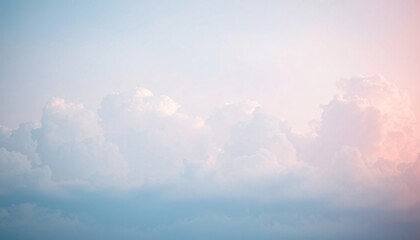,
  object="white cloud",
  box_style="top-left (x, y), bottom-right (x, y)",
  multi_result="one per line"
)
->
top-left (0, 123), bottom-right (40, 163)
top-left (0, 148), bottom-right (52, 194)
top-left (31, 98), bottom-right (128, 186)
top-left (98, 88), bottom-right (210, 185)
top-left (288, 76), bottom-right (420, 206)
top-left (1, 77), bottom-right (420, 240)
top-left (0, 77), bottom-right (419, 207)
top-left (211, 106), bottom-right (299, 178)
